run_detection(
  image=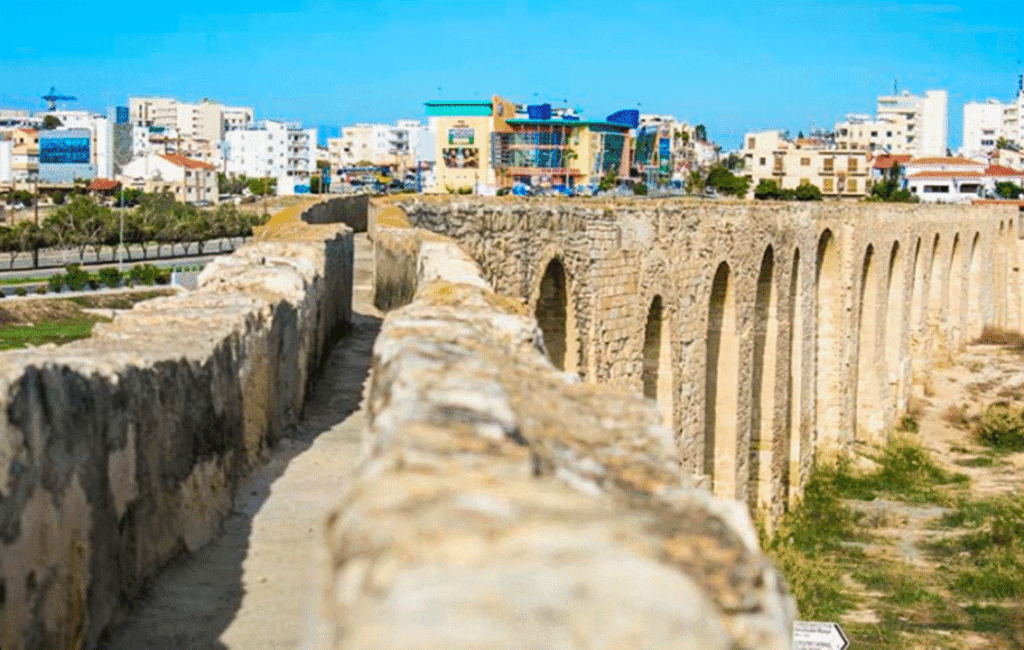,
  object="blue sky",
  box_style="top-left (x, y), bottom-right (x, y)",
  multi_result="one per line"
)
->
top-left (1, 0), bottom-right (1022, 149)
